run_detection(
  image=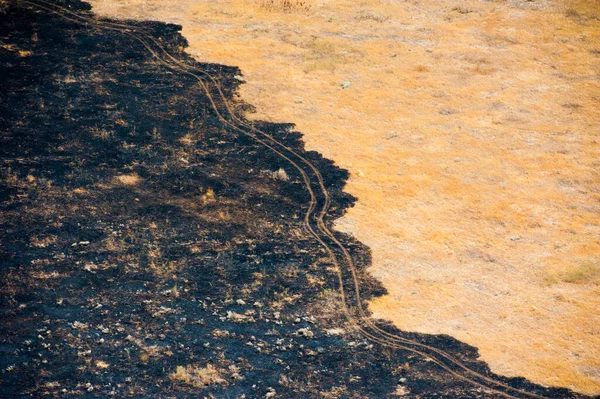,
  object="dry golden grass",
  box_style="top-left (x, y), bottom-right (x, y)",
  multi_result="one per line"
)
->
top-left (90, 127), bottom-right (113, 140)
top-left (95, 360), bottom-right (110, 369)
top-left (178, 132), bottom-right (197, 146)
top-left (30, 235), bottom-right (57, 248)
top-left (170, 364), bottom-right (226, 388)
top-left (0, 42), bottom-right (31, 57)
top-left (545, 260), bottom-right (600, 286)
top-left (256, 0), bottom-right (312, 13)
top-left (90, 0), bottom-right (600, 394)
top-left (201, 187), bottom-right (216, 204)
top-left (114, 173), bottom-right (141, 186)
